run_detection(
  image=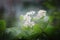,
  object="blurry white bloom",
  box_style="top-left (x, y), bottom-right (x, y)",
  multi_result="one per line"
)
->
top-left (36, 10), bottom-right (46, 19)
top-left (24, 15), bottom-right (31, 22)
top-left (30, 21), bottom-right (35, 27)
top-left (23, 21), bottom-right (29, 27)
top-left (23, 14), bottom-right (35, 27)
top-left (23, 21), bottom-right (35, 27)
top-left (38, 10), bottom-right (46, 16)
top-left (20, 10), bottom-right (48, 27)
top-left (21, 11), bottom-right (35, 27)
top-left (23, 11), bottom-right (35, 21)
top-left (26, 11), bottom-right (35, 15)
top-left (24, 16), bottom-right (31, 27)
